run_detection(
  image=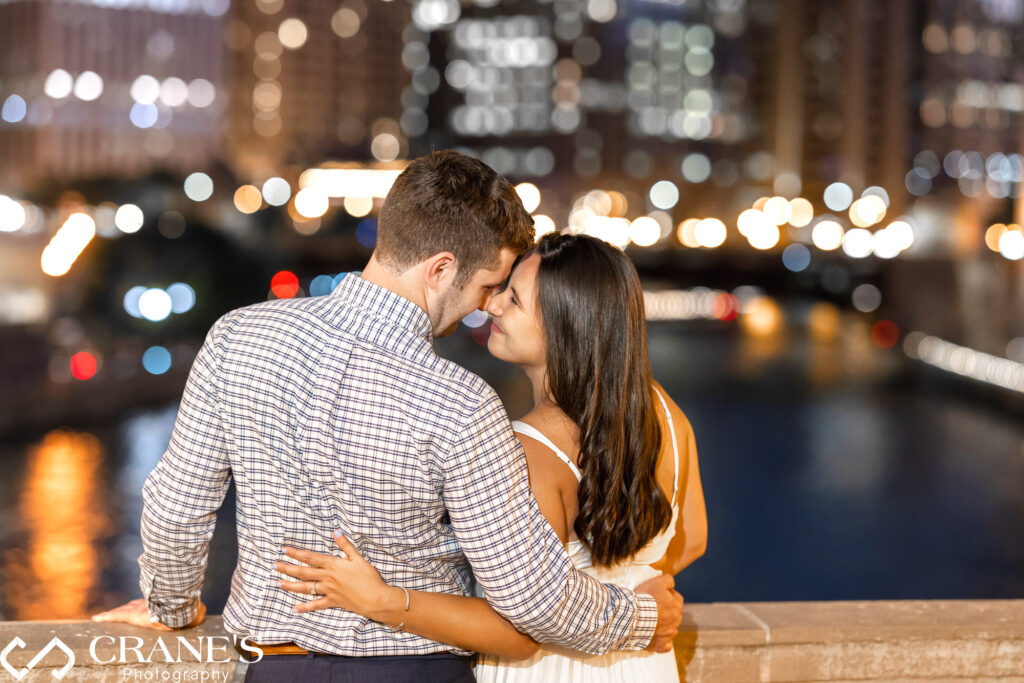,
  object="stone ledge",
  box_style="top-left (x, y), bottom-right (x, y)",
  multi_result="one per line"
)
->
top-left (675, 600), bottom-right (1024, 682)
top-left (1, 600), bottom-right (1022, 682)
